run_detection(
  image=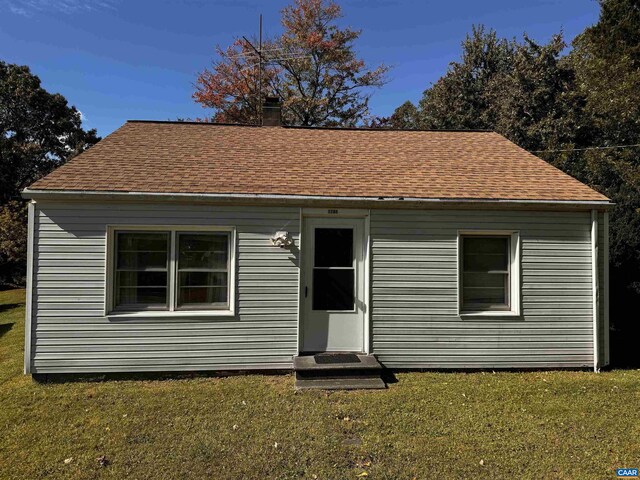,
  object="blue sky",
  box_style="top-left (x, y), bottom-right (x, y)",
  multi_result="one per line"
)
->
top-left (0, 0), bottom-right (600, 137)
